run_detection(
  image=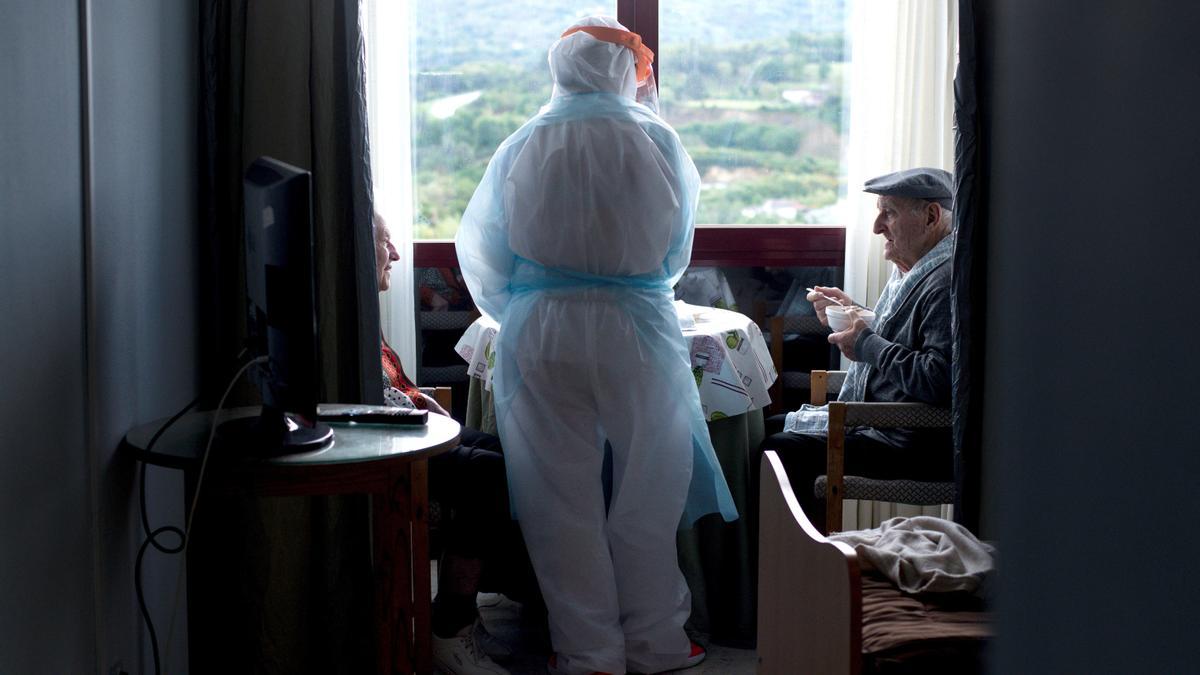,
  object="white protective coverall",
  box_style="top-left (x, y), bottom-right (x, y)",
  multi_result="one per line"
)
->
top-left (455, 16), bottom-right (737, 675)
